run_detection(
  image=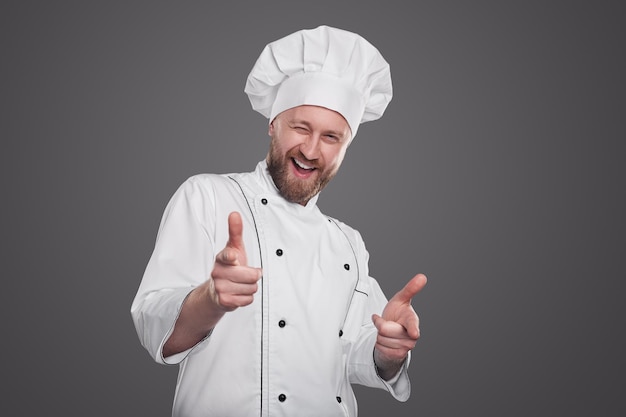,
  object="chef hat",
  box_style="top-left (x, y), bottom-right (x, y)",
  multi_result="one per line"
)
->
top-left (244, 25), bottom-right (392, 139)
